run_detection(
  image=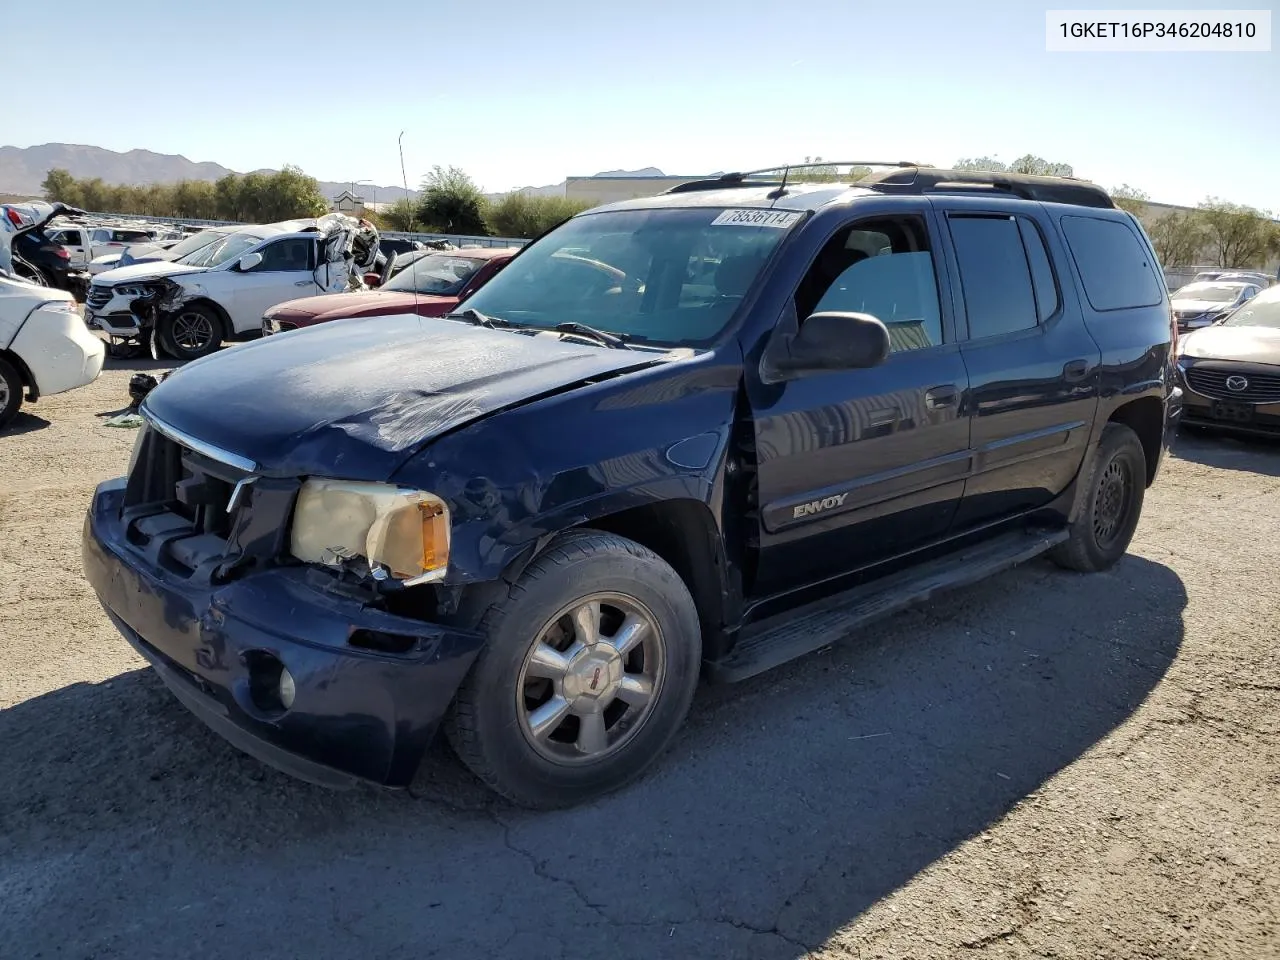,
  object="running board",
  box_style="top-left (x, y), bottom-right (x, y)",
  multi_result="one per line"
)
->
top-left (705, 527), bottom-right (1069, 684)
